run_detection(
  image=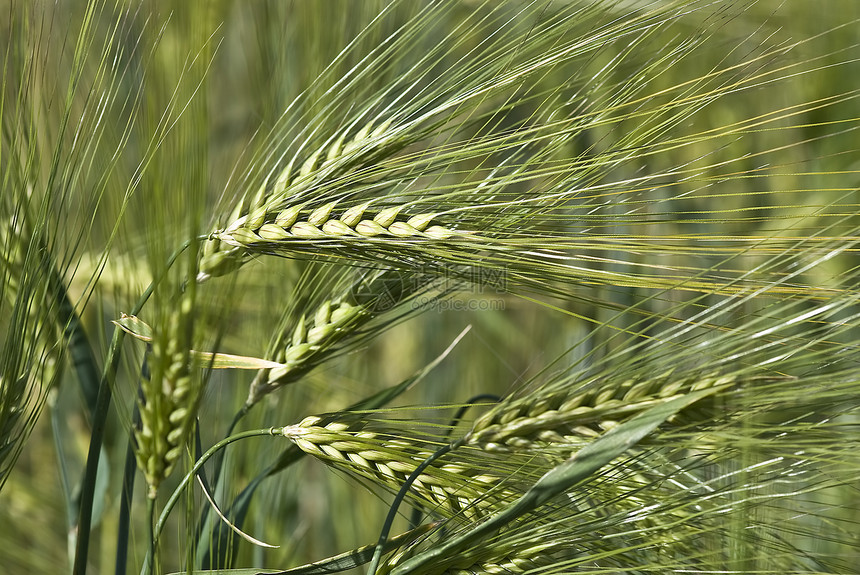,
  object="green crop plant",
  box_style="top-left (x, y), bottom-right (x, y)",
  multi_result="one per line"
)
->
top-left (1, 2), bottom-right (859, 574)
